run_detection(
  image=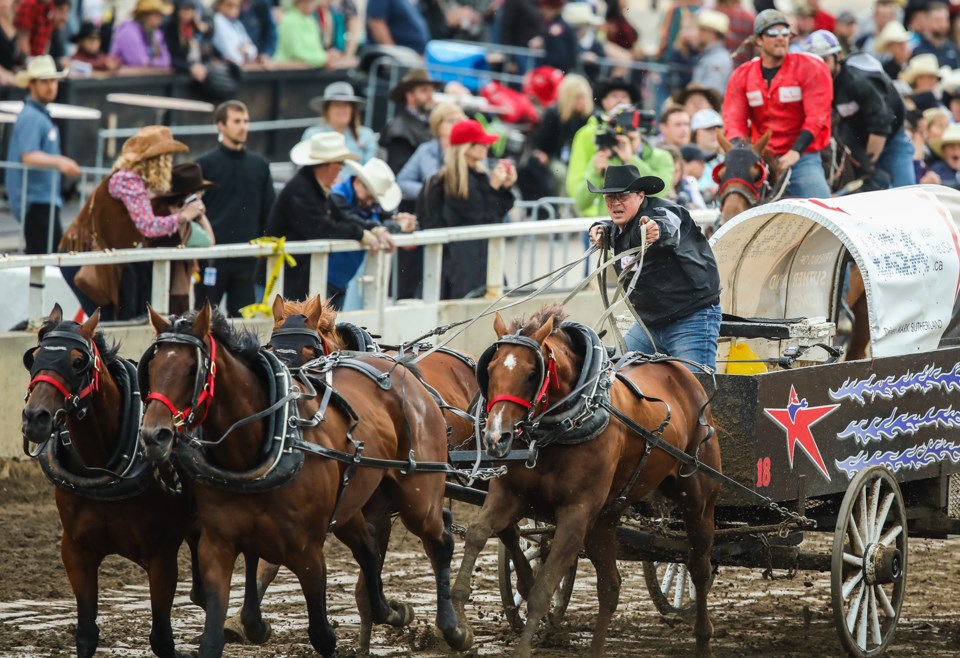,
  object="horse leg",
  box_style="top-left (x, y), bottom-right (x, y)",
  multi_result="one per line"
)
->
top-left (679, 475), bottom-right (719, 658)
top-left (61, 540), bottom-right (102, 658)
top-left (292, 549), bottom-right (337, 658)
top-left (498, 522), bottom-right (535, 600)
top-left (582, 516), bottom-right (622, 658)
top-left (514, 508), bottom-right (590, 658)
top-left (187, 528), bottom-right (205, 610)
top-left (145, 549), bottom-right (191, 658)
top-left (225, 557), bottom-right (278, 644)
top-left (354, 490), bottom-right (398, 654)
top-left (197, 539), bottom-right (238, 658)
